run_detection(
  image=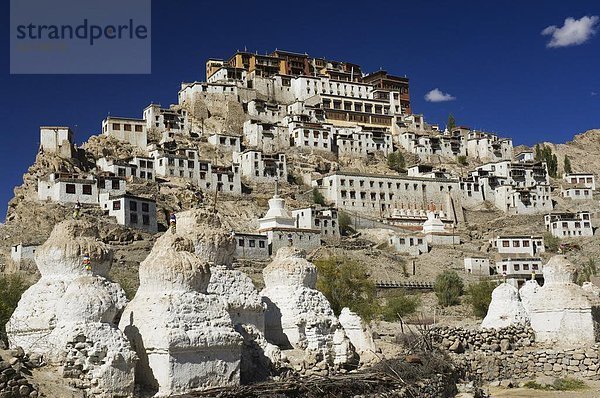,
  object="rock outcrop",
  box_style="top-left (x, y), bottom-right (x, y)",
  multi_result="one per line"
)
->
top-left (119, 232), bottom-right (242, 396)
top-left (481, 282), bottom-right (529, 329)
top-left (527, 255), bottom-right (600, 346)
top-left (261, 247), bottom-right (354, 365)
top-left (6, 220), bottom-right (136, 398)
